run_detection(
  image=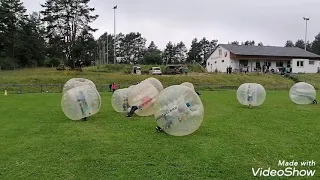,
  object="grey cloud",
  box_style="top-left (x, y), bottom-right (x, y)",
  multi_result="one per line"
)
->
top-left (22, 0), bottom-right (320, 49)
